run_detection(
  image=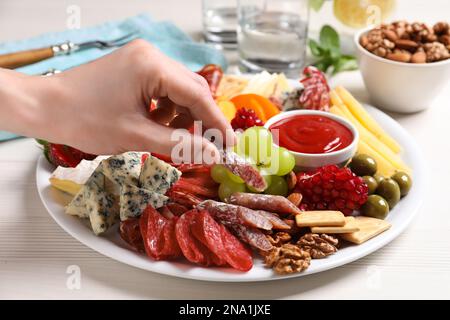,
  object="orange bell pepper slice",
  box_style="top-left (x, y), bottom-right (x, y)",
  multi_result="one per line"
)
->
top-left (230, 94), bottom-right (280, 123)
top-left (217, 100), bottom-right (237, 122)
